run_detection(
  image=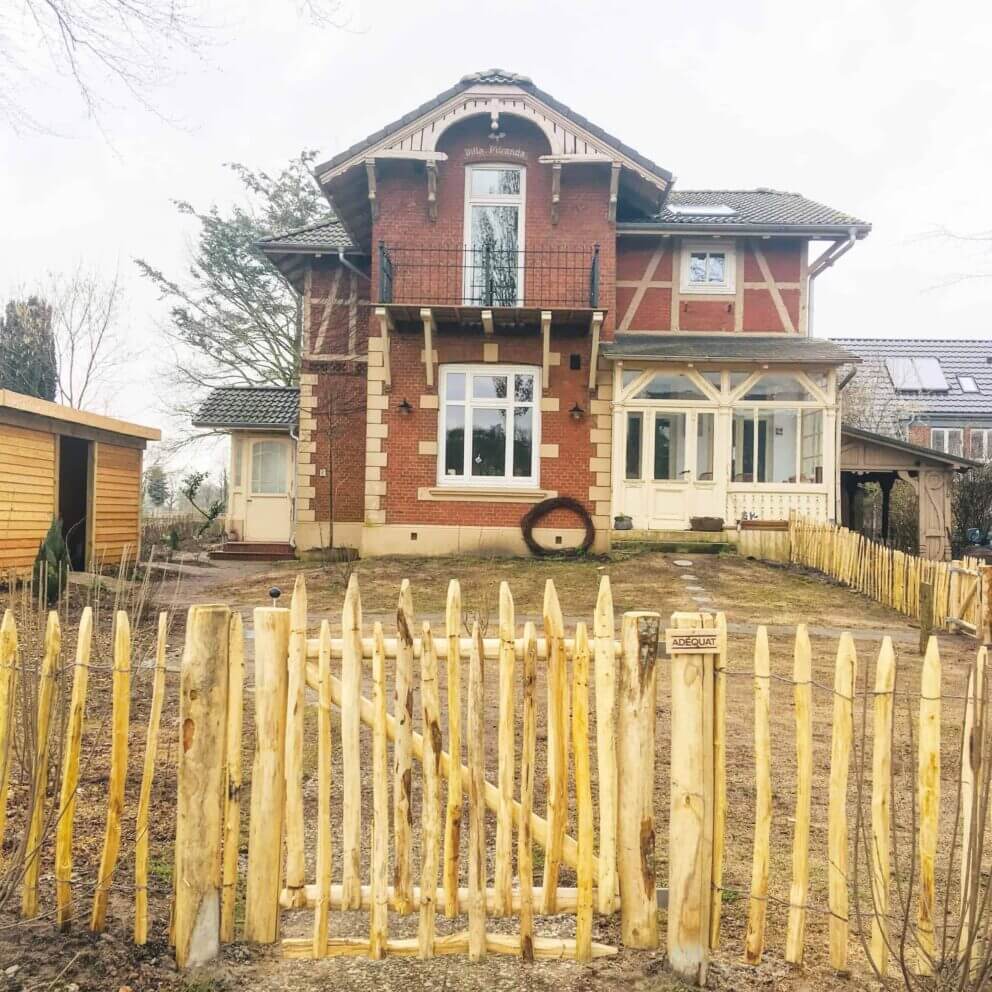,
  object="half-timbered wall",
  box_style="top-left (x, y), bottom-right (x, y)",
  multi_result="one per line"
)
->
top-left (91, 442), bottom-right (142, 566)
top-left (616, 236), bottom-right (807, 335)
top-left (0, 423), bottom-right (57, 573)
